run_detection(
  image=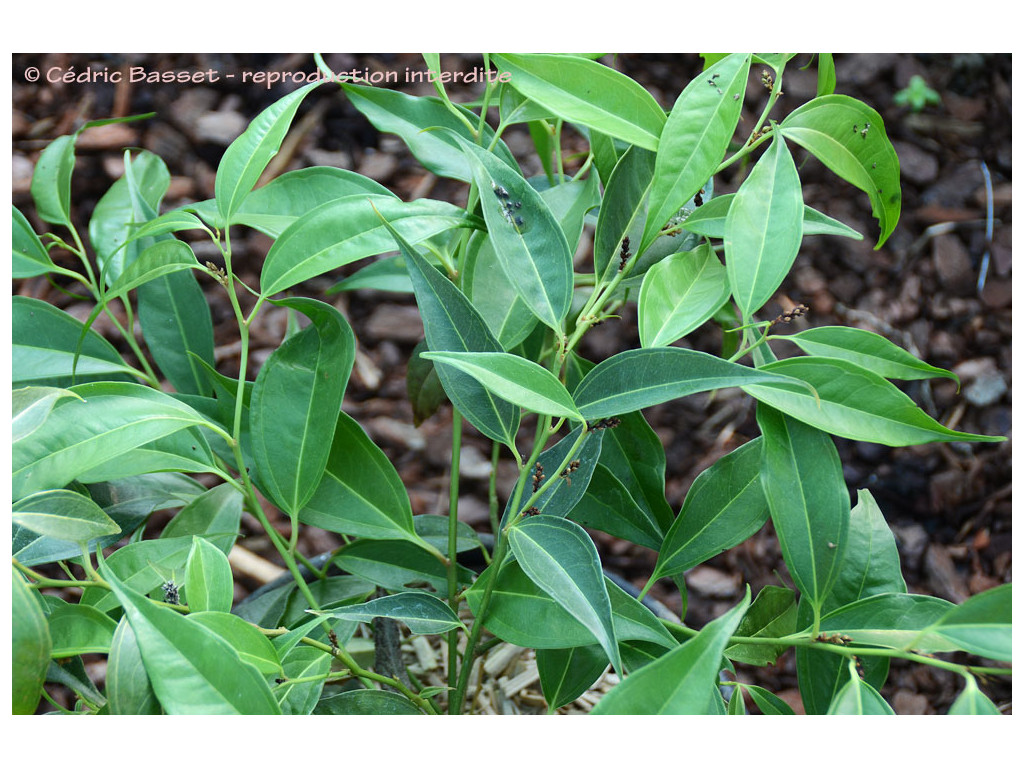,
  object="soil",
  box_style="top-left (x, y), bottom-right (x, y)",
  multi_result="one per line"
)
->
top-left (12, 52), bottom-right (1011, 714)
